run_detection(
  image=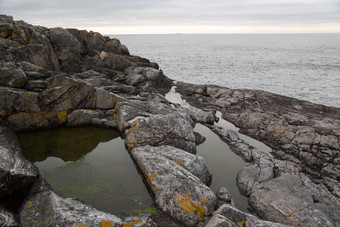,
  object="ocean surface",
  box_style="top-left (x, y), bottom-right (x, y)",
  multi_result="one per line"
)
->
top-left (114, 34), bottom-right (340, 108)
